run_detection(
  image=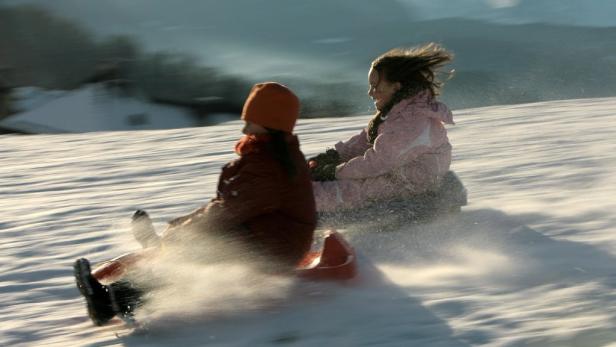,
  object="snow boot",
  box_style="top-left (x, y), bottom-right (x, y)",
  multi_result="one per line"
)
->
top-left (74, 258), bottom-right (145, 325)
top-left (108, 280), bottom-right (145, 324)
top-left (74, 258), bottom-right (117, 326)
top-left (131, 209), bottom-right (161, 248)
